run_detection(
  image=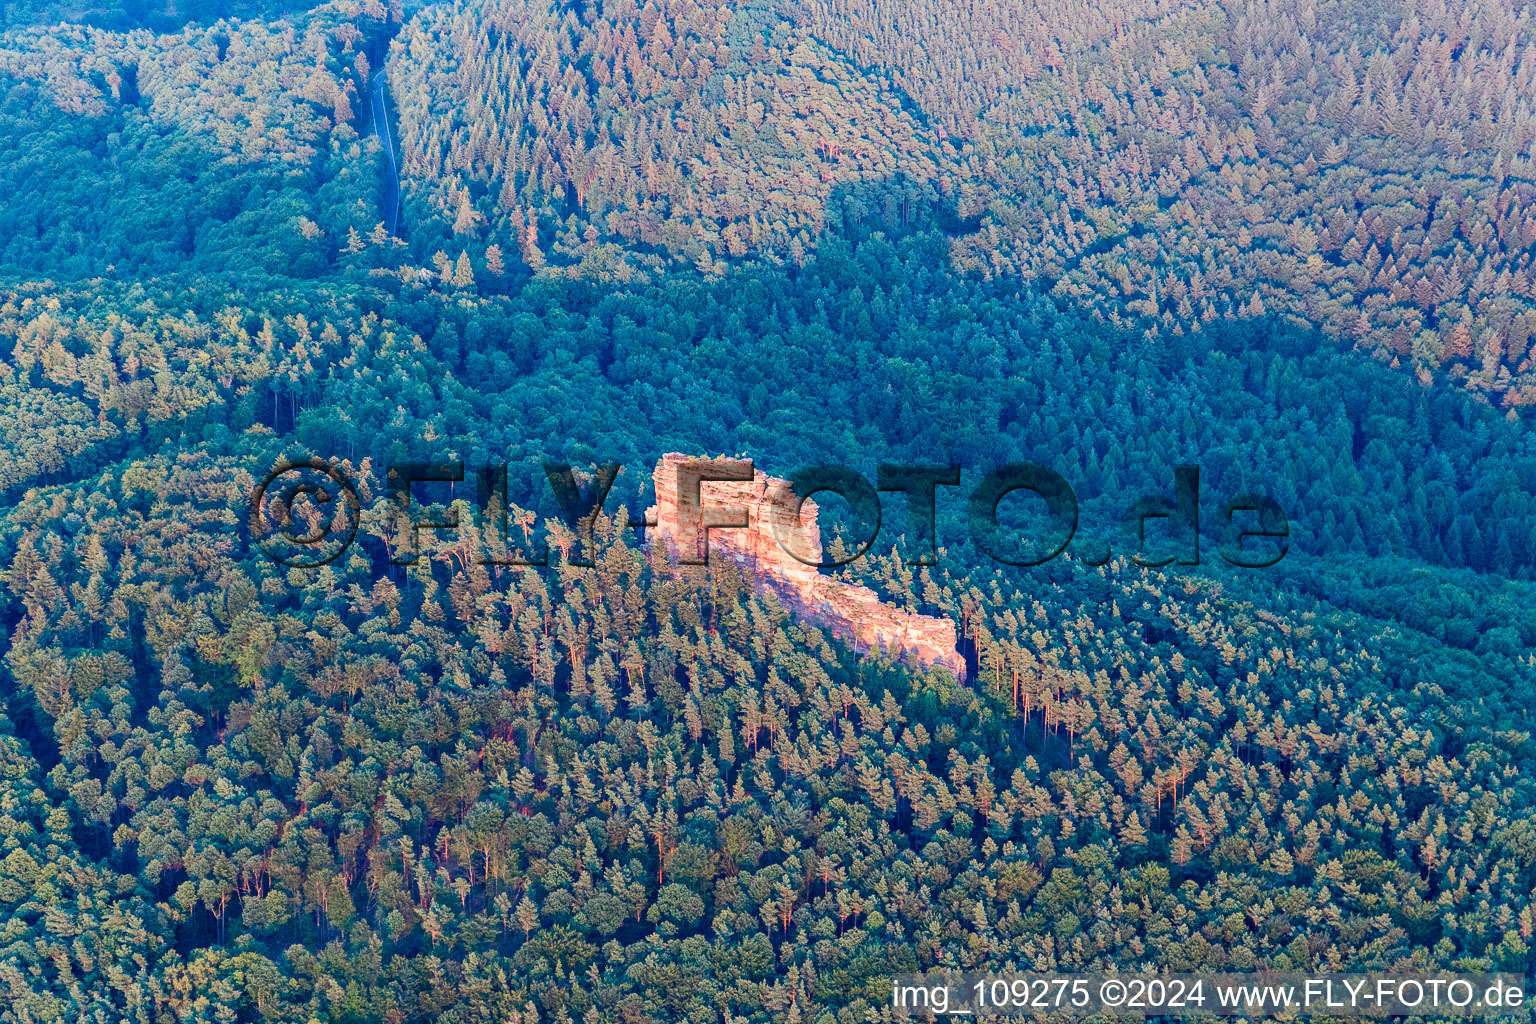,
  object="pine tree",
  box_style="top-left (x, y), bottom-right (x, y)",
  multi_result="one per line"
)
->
top-left (521, 220), bottom-right (545, 269)
top-left (453, 250), bottom-right (475, 288)
top-left (515, 895), bottom-right (540, 938)
top-left (453, 190), bottom-right (483, 236)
